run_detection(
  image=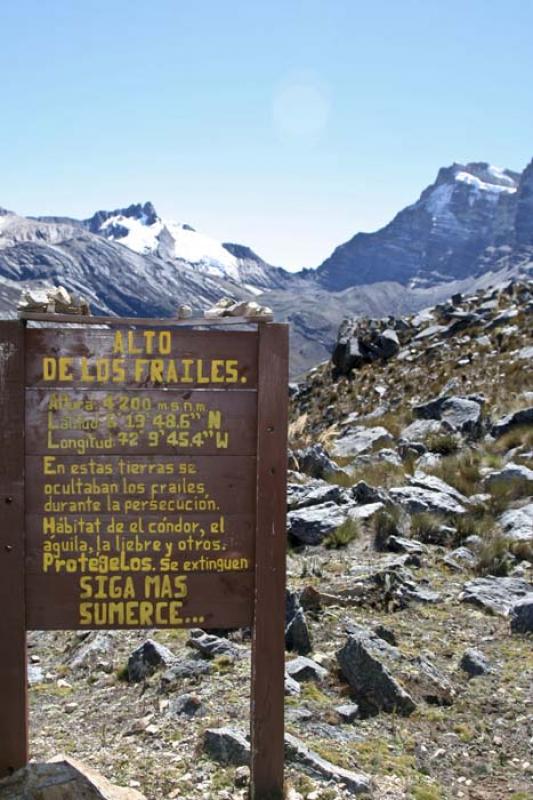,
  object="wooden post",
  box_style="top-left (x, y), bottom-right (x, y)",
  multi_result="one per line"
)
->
top-left (0, 321), bottom-right (28, 775)
top-left (250, 323), bottom-right (289, 800)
